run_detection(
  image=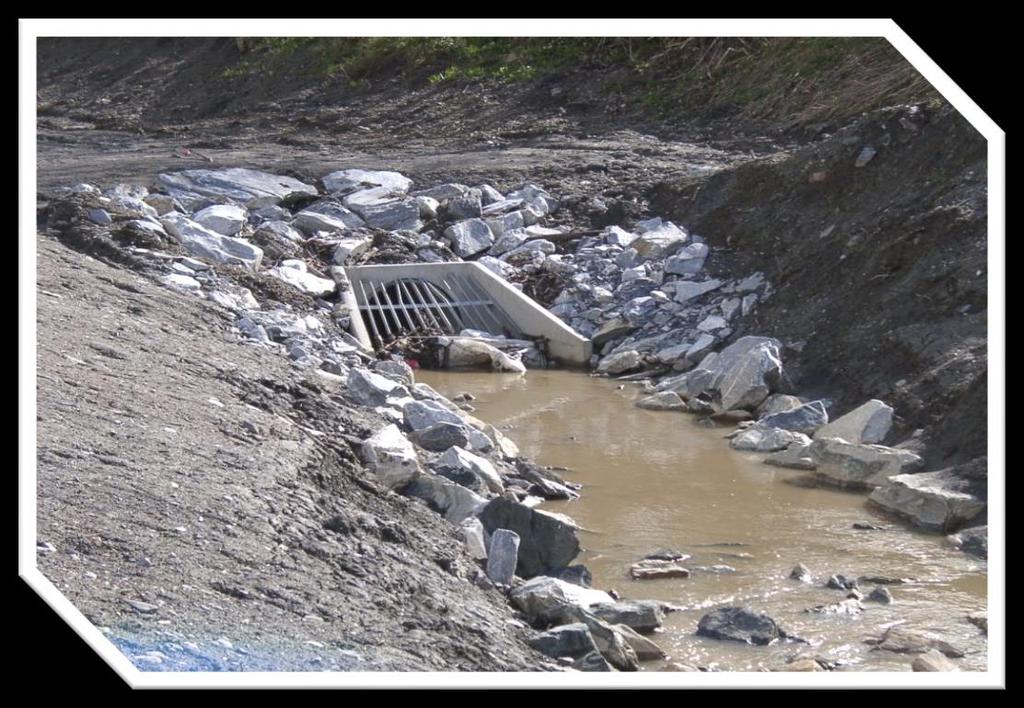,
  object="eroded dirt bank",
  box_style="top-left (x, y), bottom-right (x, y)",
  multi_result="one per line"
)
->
top-left (36, 237), bottom-right (551, 671)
